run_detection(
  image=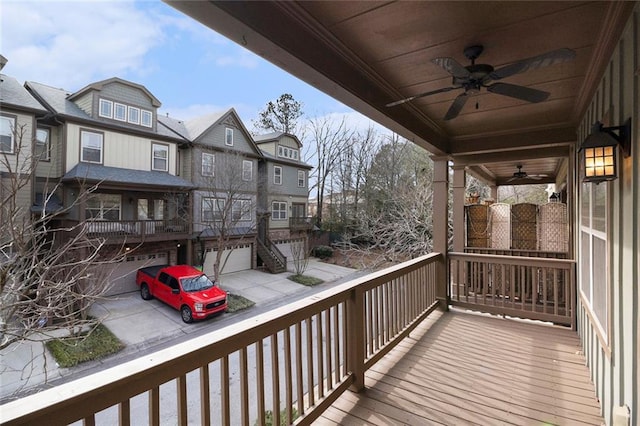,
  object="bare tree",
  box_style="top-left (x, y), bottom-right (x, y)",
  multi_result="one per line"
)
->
top-left (196, 149), bottom-right (259, 281)
top-left (253, 93), bottom-right (303, 135)
top-left (289, 239), bottom-right (310, 276)
top-left (1, 123), bottom-right (124, 351)
top-left (307, 115), bottom-right (354, 227)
